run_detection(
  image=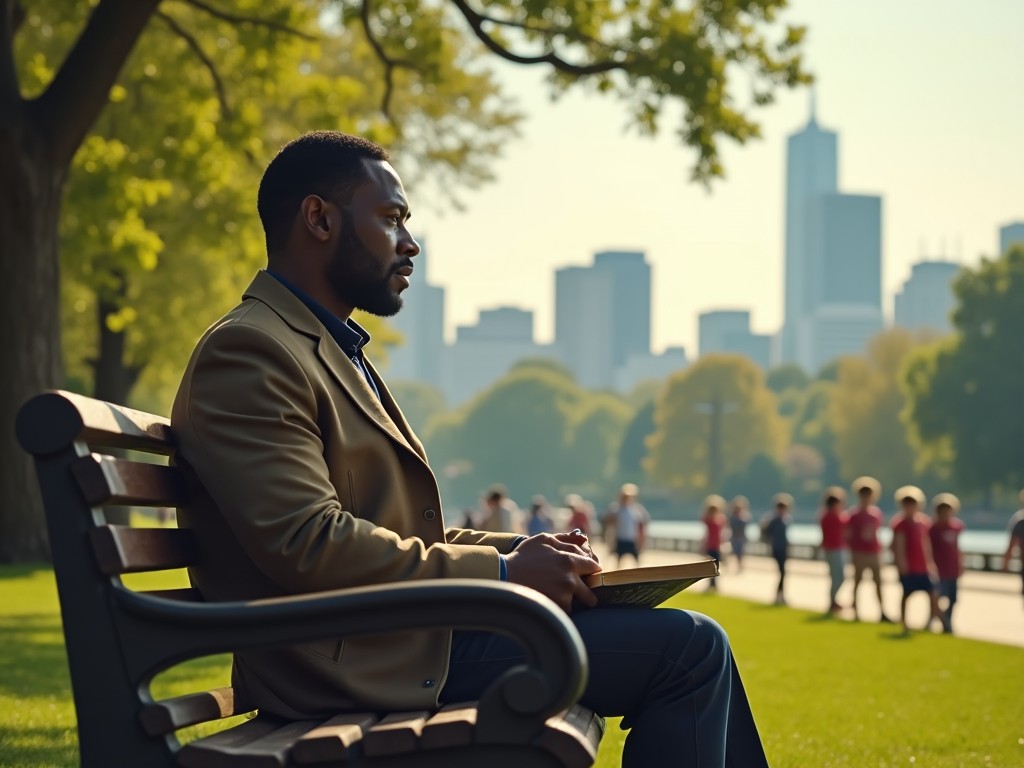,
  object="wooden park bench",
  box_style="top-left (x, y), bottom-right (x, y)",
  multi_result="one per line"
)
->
top-left (16, 390), bottom-right (605, 768)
